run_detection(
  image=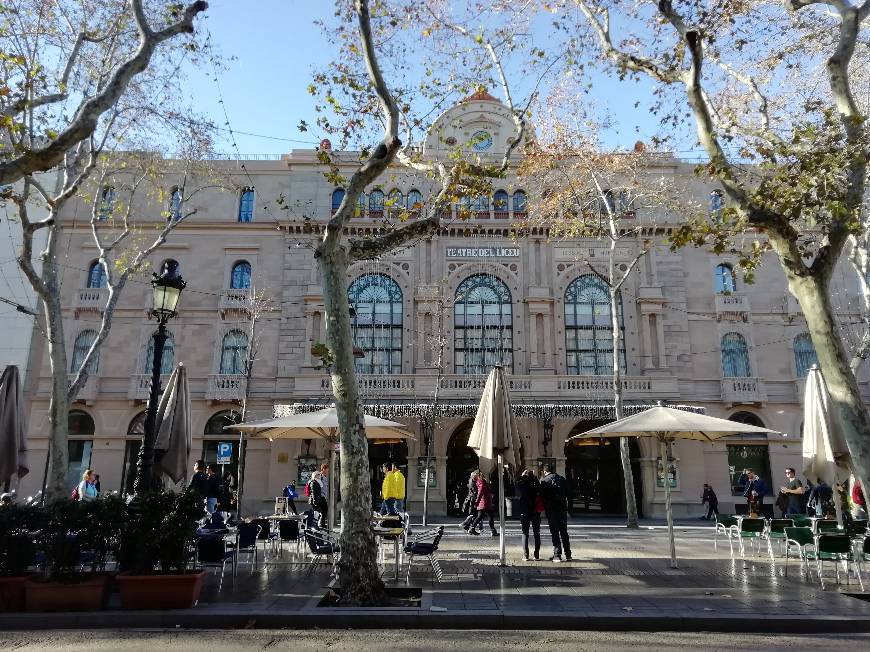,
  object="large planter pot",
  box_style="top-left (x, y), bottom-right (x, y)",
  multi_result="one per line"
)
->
top-left (0, 576), bottom-right (28, 612)
top-left (24, 575), bottom-right (110, 612)
top-left (117, 571), bottom-right (206, 610)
